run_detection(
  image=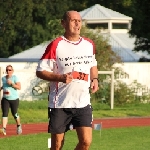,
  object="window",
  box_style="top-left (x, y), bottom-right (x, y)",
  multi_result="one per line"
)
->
top-left (112, 23), bottom-right (128, 29)
top-left (87, 23), bottom-right (108, 29)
